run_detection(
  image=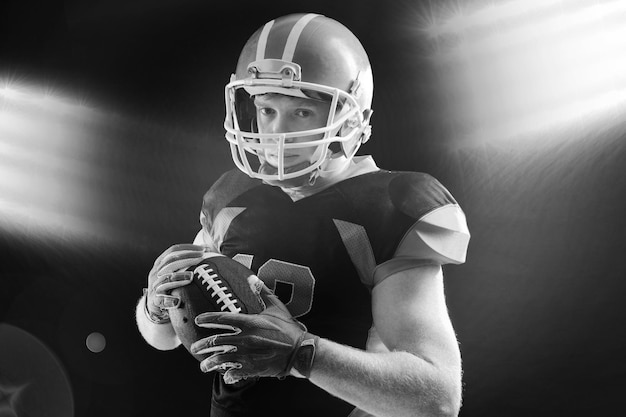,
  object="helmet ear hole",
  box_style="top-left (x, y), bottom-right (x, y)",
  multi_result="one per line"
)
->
top-left (346, 115), bottom-right (360, 129)
top-left (338, 108), bottom-right (373, 156)
top-left (235, 89), bottom-right (256, 133)
top-left (250, 117), bottom-right (258, 134)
